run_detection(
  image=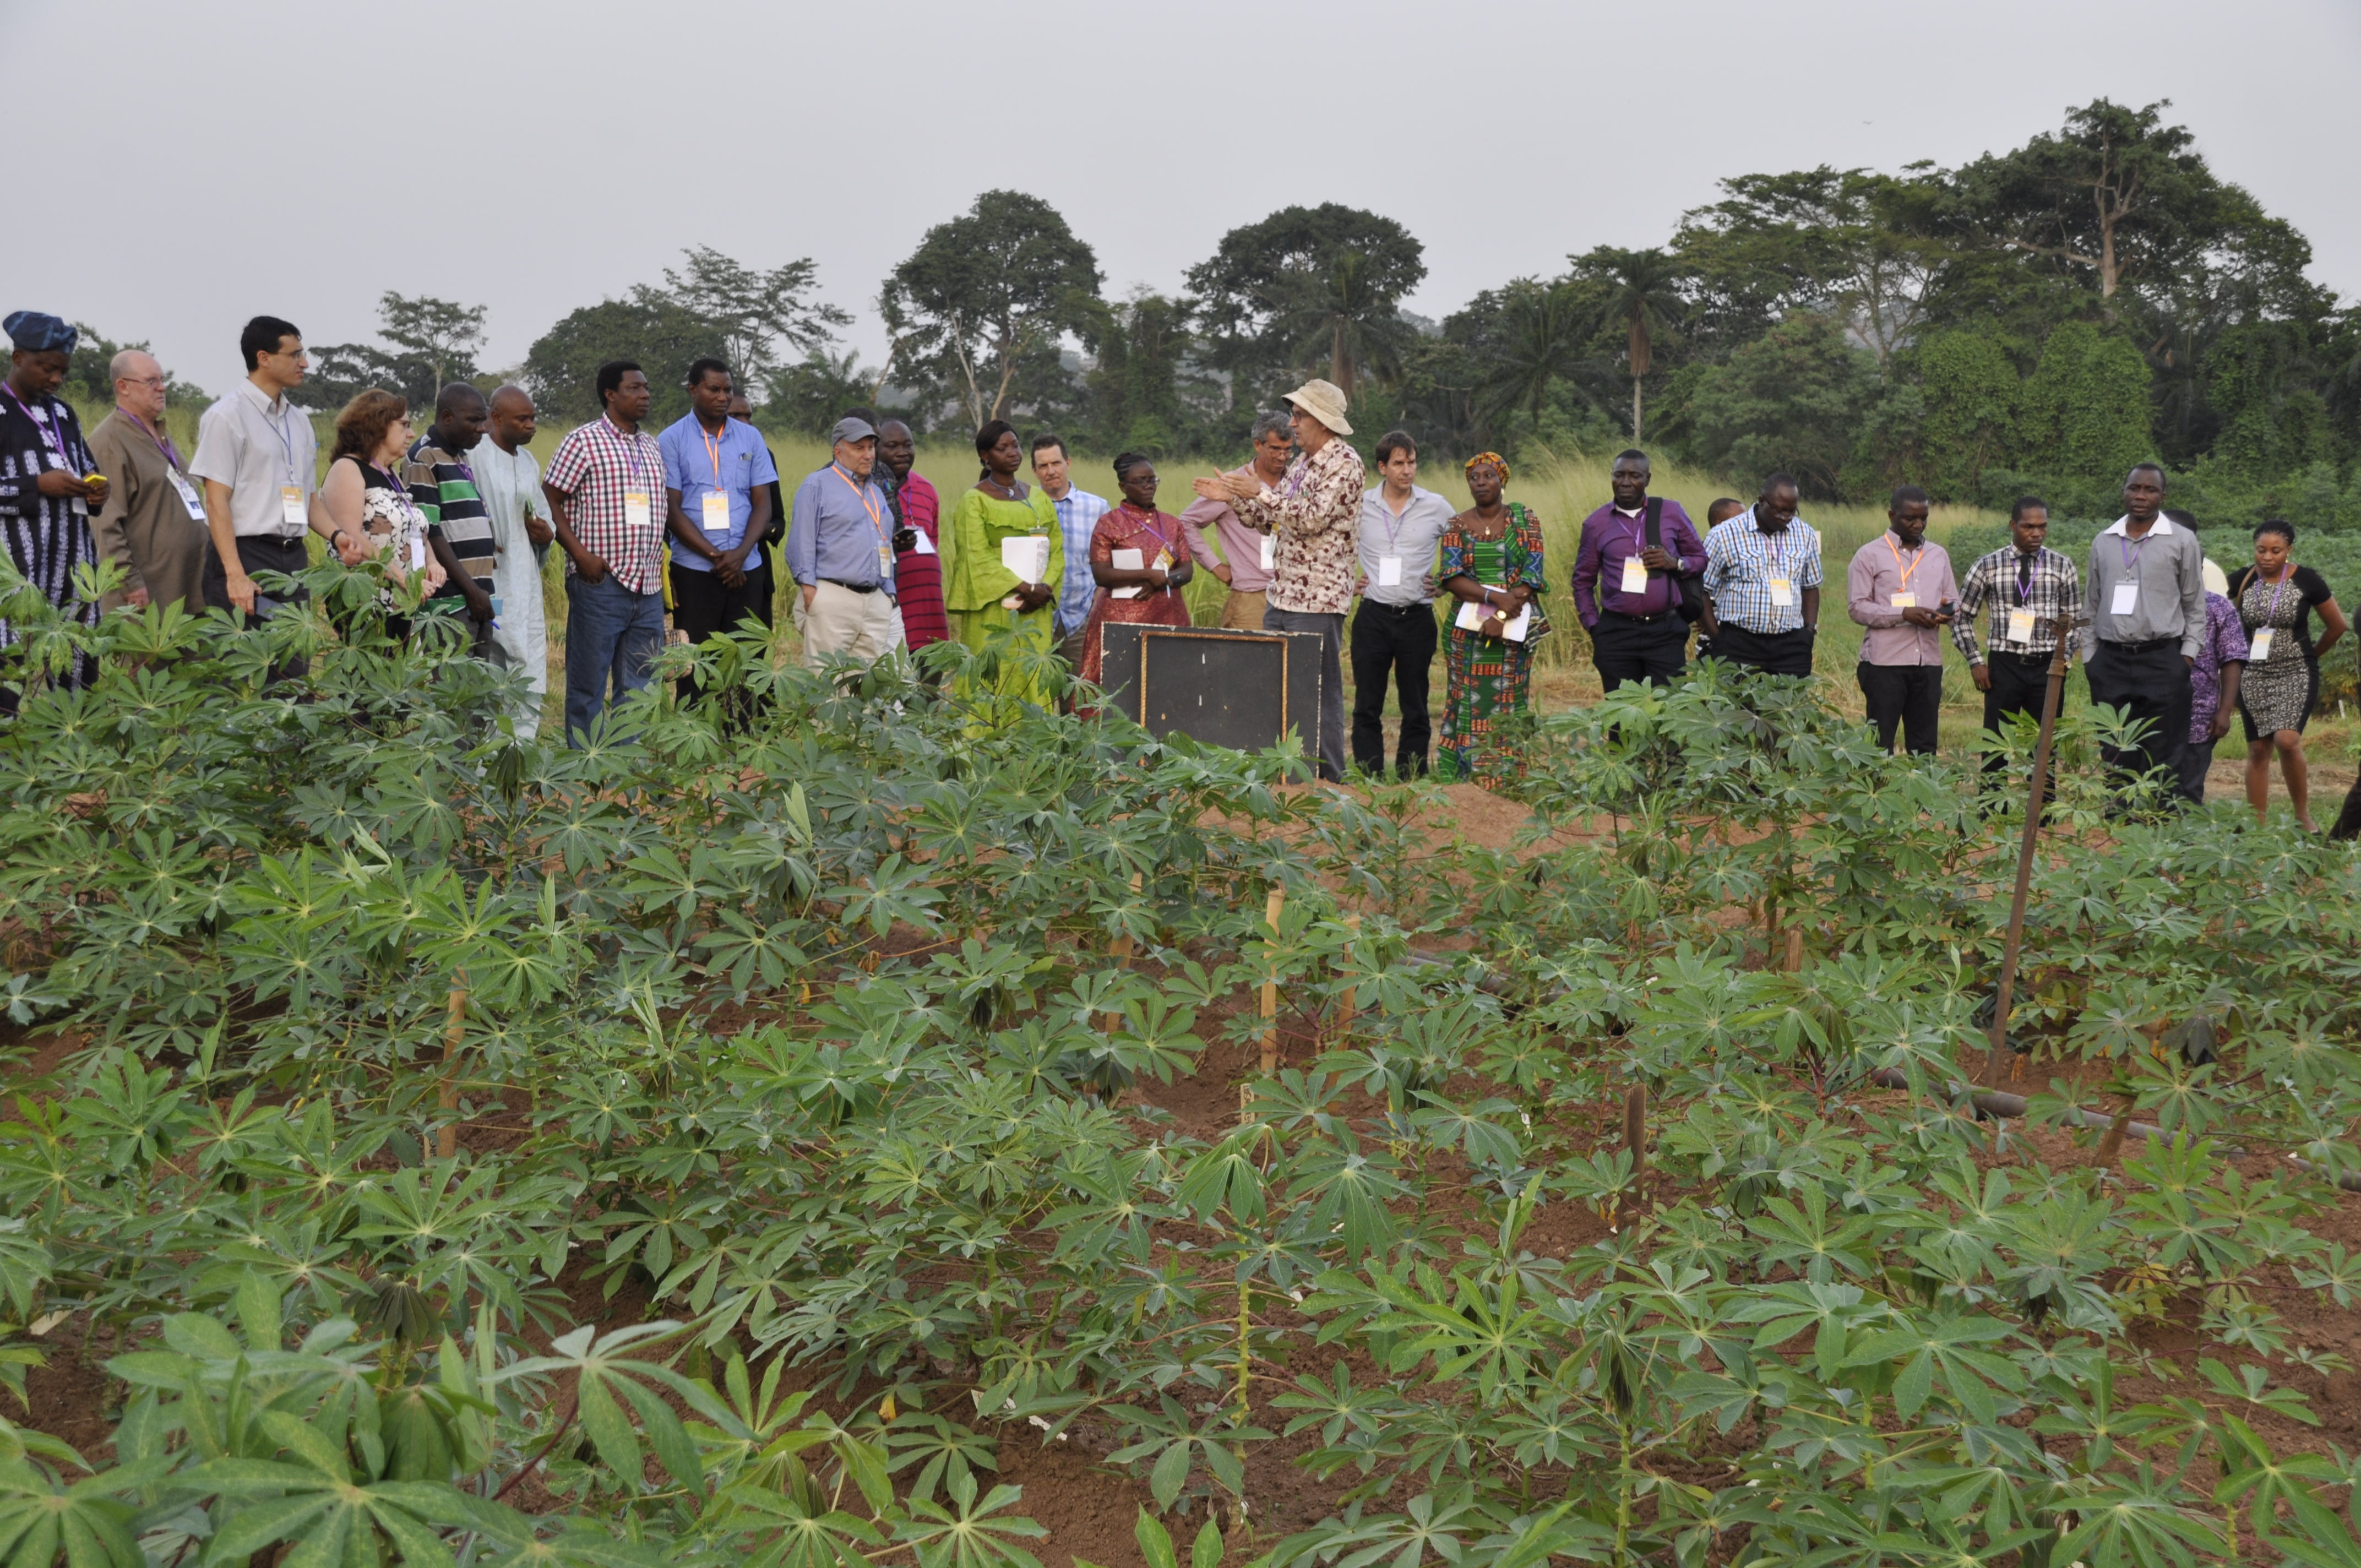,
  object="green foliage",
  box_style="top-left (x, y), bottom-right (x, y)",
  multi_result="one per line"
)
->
top-left (1685, 312), bottom-right (1881, 498)
top-left (4, 553), bottom-right (2361, 1567)
top-left (1912, 329), bottom-right (2021, 500)
top-left (1183, 203), bottom-right (1426, 413)
top-left (2017, 320), bottom-right (2157, 485)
